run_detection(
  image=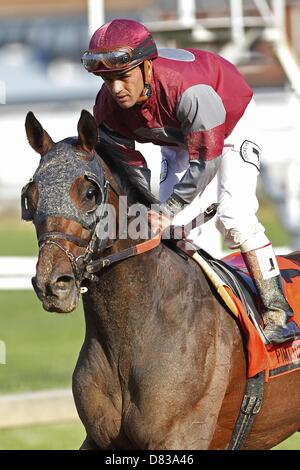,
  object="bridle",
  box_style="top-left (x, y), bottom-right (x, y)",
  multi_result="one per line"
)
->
top-left (35, 164), bottom-right (161, 293)
top-left (36, 174), bottom-right (110, 291)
